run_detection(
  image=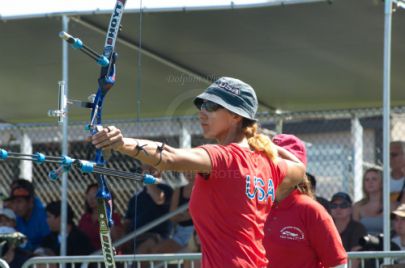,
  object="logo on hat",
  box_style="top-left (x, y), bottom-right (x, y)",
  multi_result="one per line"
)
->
top-left (215, 81), bottom-right (240, 95)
